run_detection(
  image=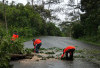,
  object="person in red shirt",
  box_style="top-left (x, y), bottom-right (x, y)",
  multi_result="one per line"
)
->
top-left (61, 46), bottom-right (75, 60)
top-left (11, 31), bottom-right (19, 41)
top-left (32, 39), bottom-right (42, 53)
